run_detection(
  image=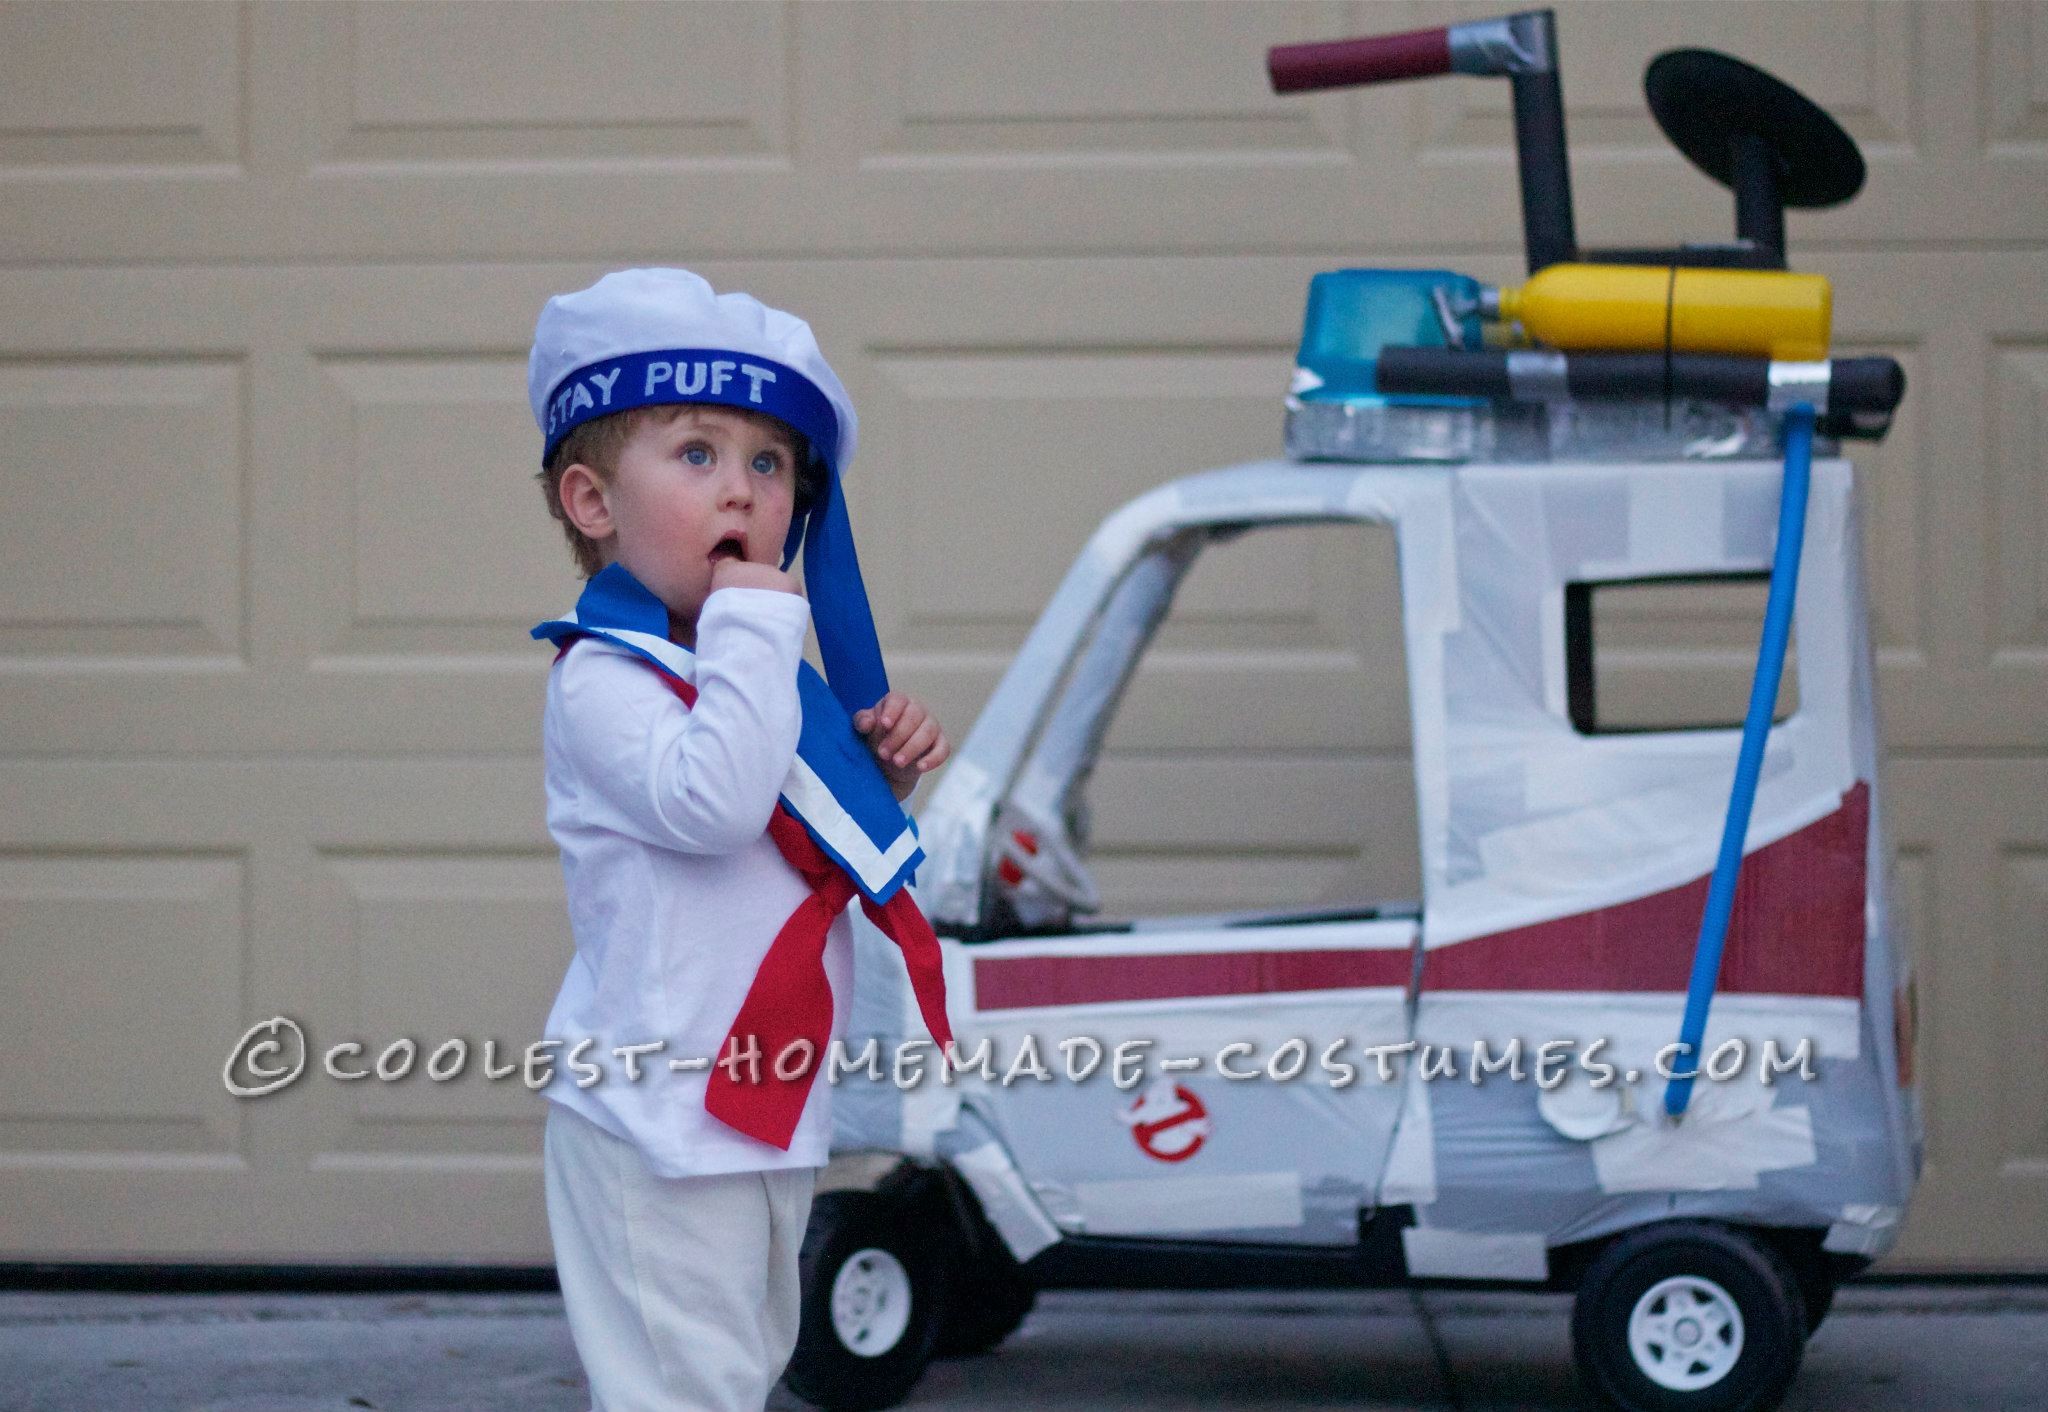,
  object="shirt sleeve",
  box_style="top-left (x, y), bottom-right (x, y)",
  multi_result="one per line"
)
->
top-left (550, 587), bottom-right (811, 855)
